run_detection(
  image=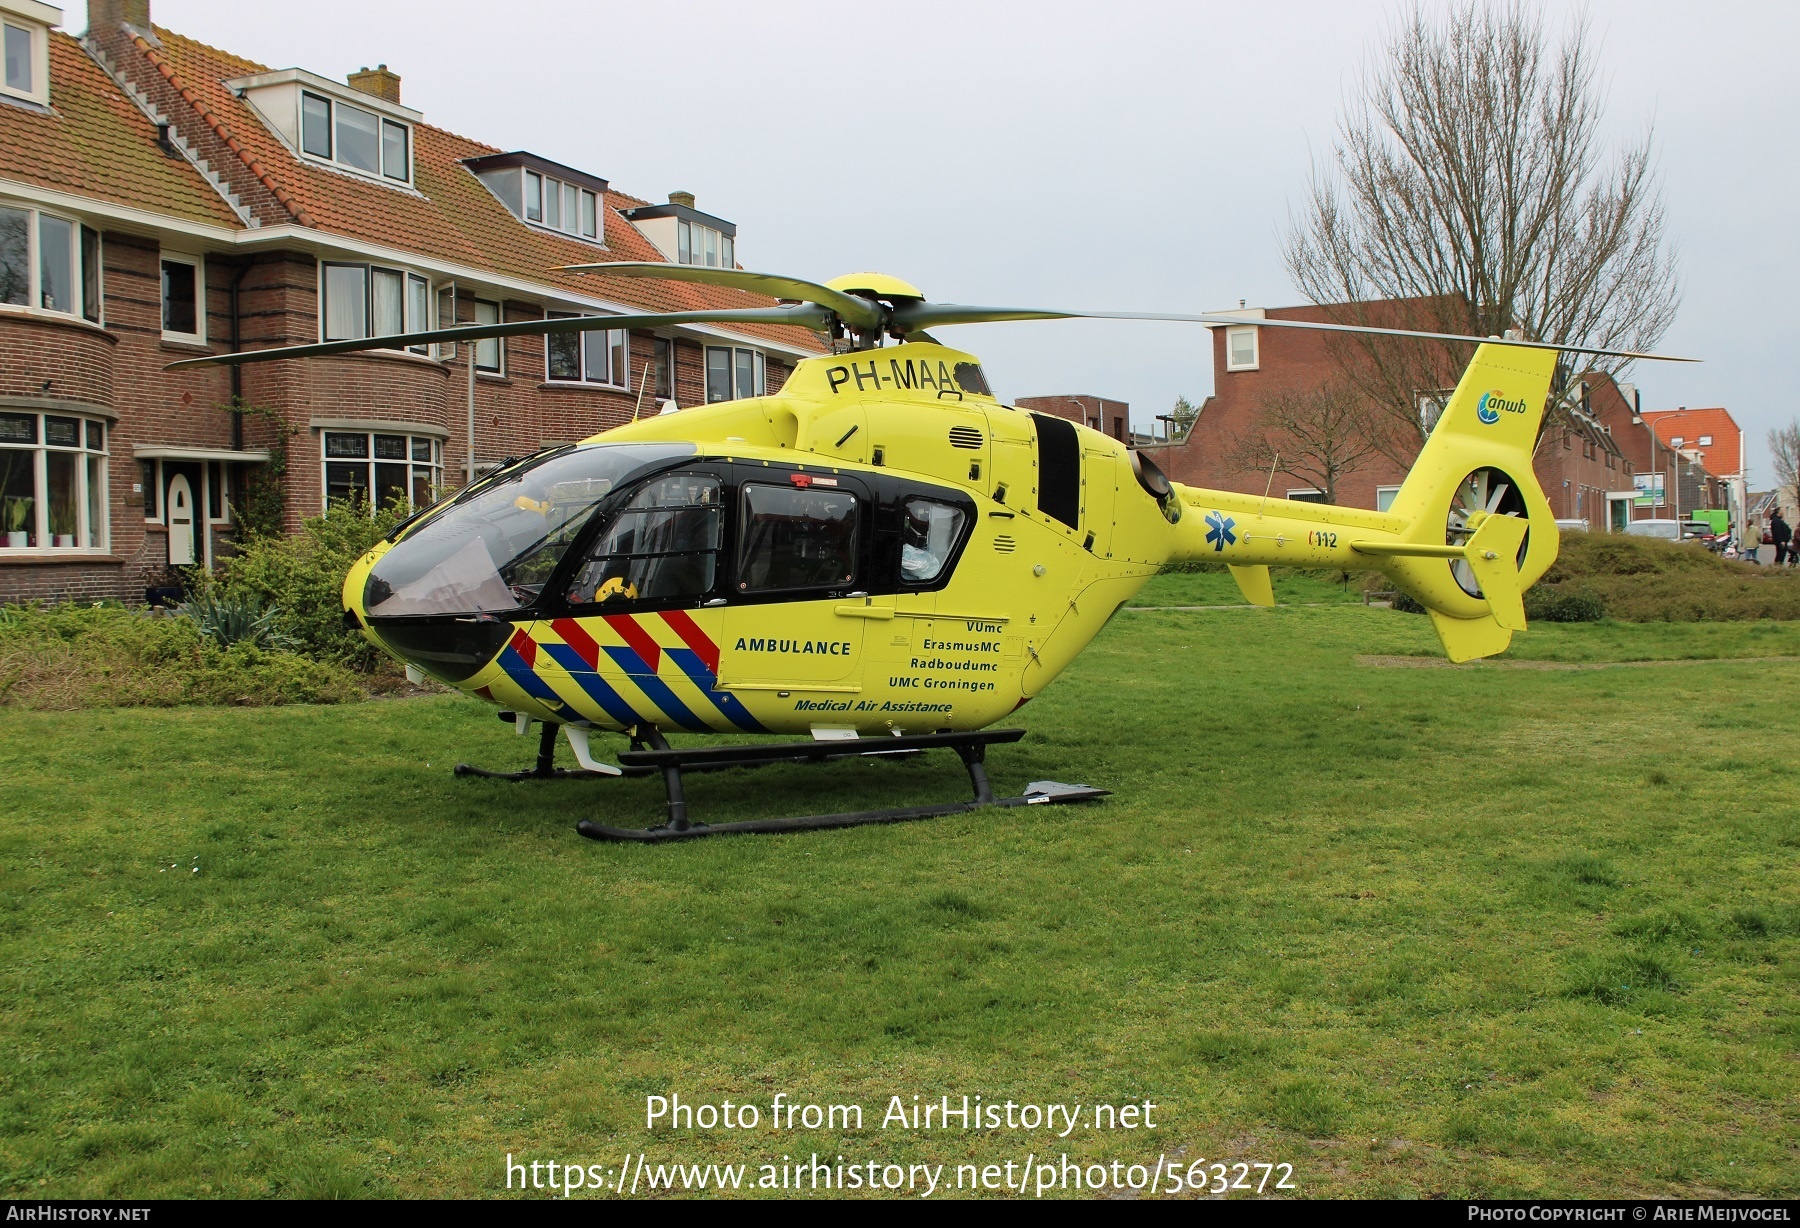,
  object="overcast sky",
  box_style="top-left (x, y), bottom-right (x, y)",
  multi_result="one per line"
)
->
top-left (138, 0), bottom-right (1799, 484)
